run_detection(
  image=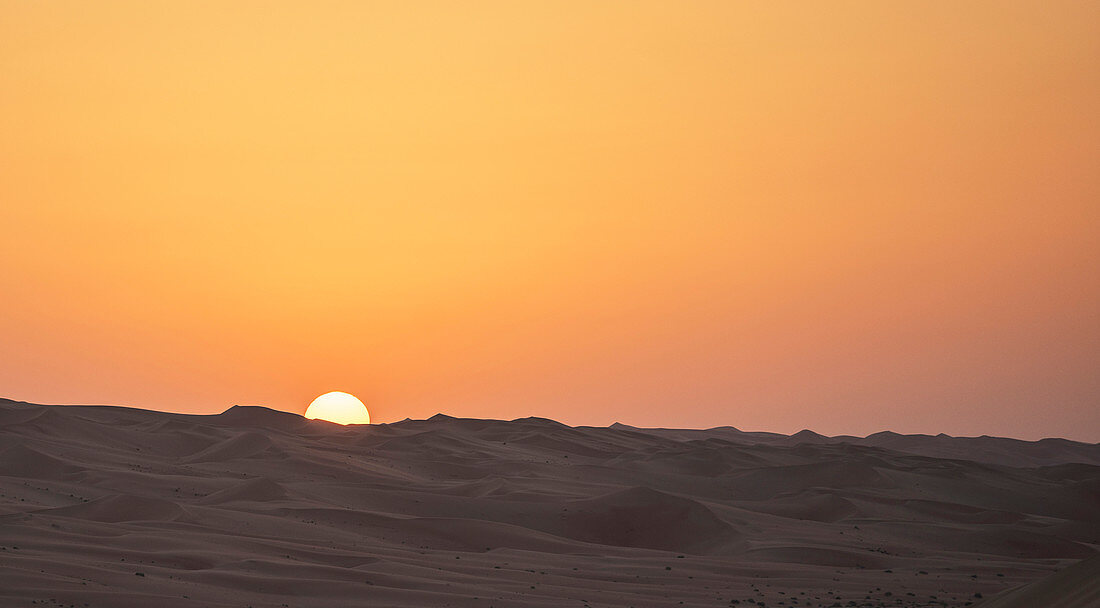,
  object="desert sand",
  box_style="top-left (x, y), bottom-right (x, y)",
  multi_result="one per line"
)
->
top-left (1, 398), bottom-right (1097, 607)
